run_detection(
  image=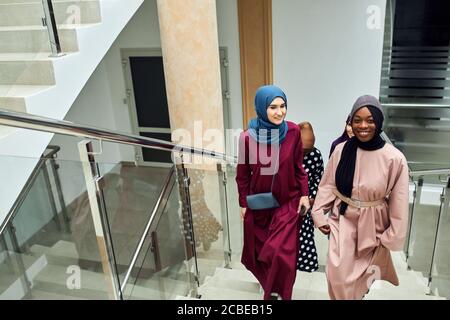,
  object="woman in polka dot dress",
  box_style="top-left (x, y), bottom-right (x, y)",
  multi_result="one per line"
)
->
top-left (297, 122), bottom-right (324, 272)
